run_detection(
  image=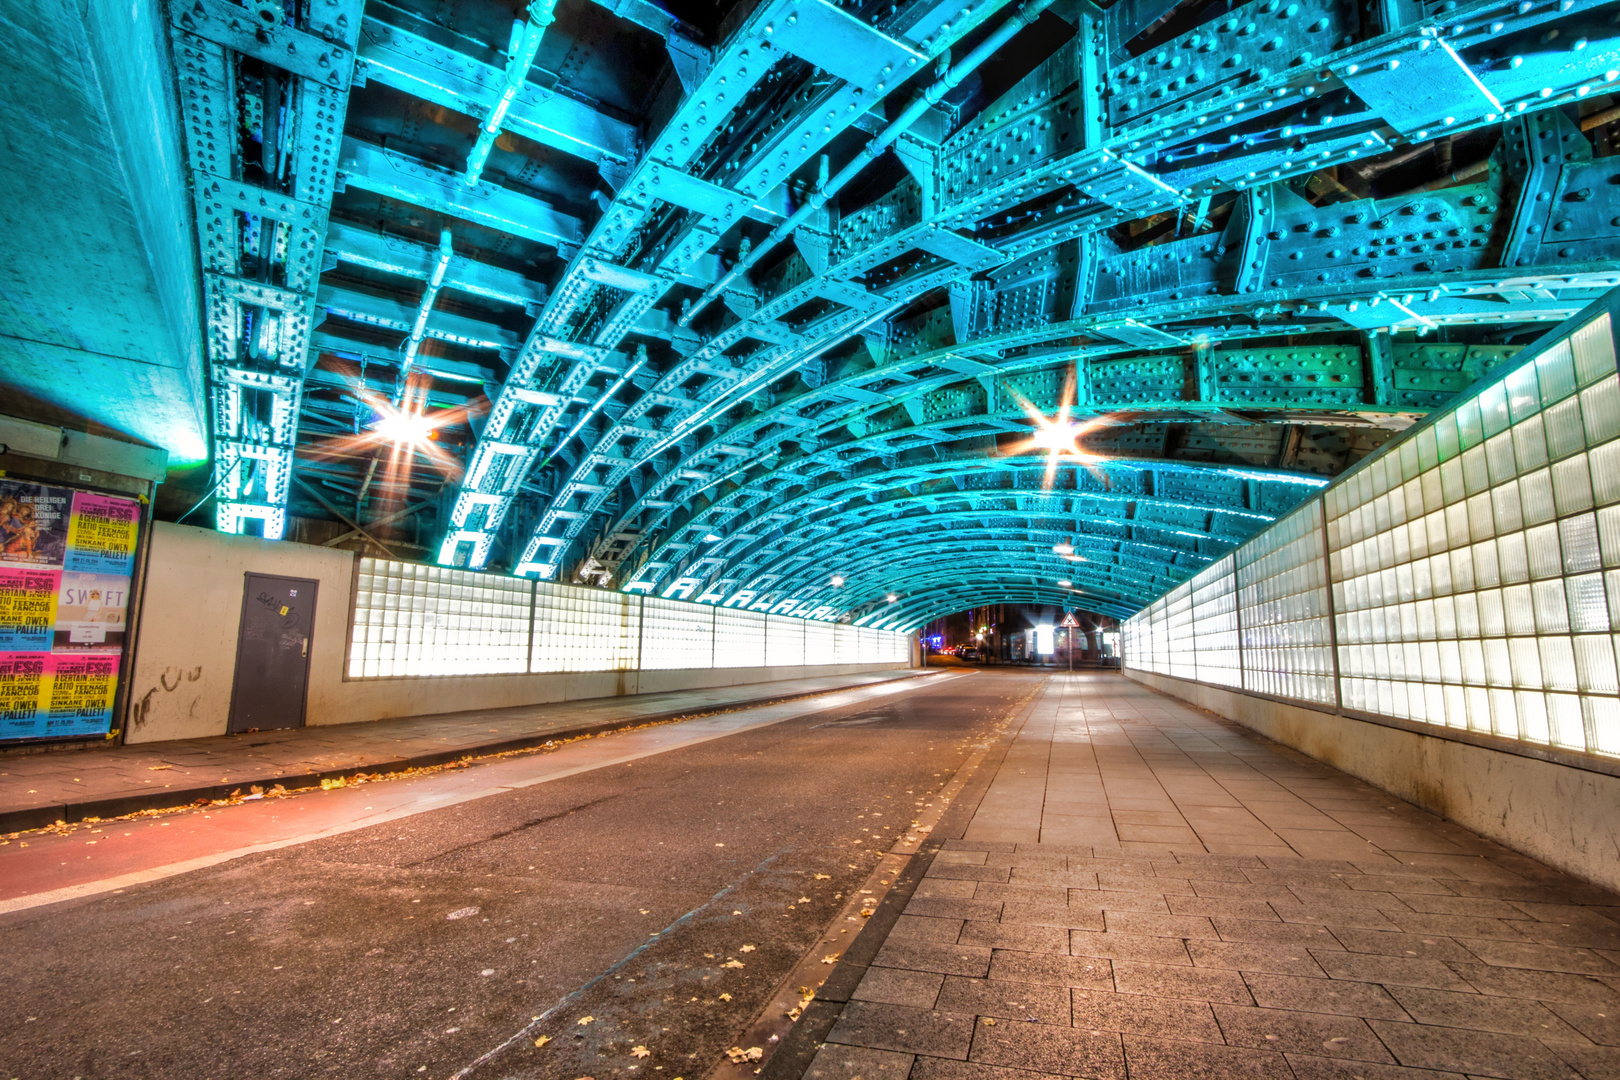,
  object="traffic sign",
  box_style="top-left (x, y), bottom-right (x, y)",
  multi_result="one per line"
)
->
top-left (1060, 611), bottom-right (1079, 628)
